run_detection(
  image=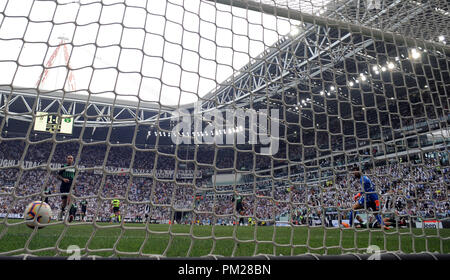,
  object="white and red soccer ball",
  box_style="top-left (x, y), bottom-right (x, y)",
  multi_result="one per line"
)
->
top-left (23, 201), bottom-right (52, 229)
